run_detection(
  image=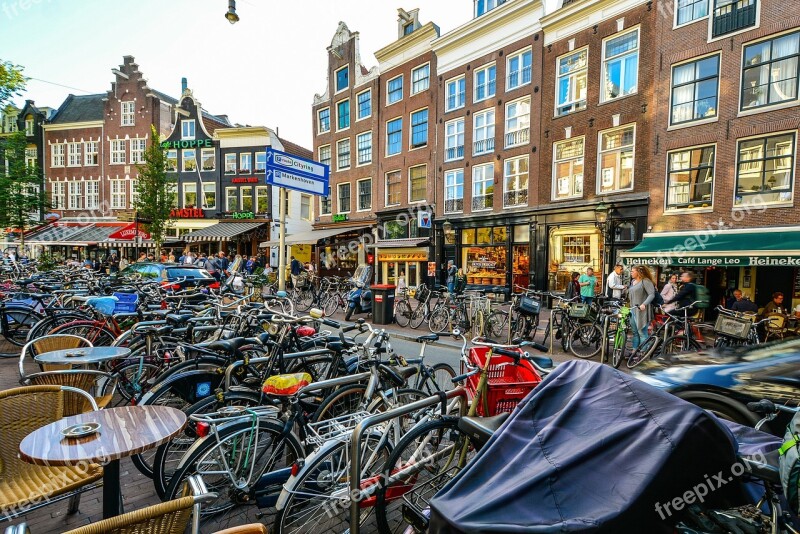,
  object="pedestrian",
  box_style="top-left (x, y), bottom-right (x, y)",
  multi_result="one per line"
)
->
top-left (290, 256), bottom-right (303, 288)
top-left (168, 253), bottom-right (176, 263)
top-left (730, 289), bottom-right (759, 313)
top-left (137, 252), bottom-right (147, 263)
top-left (578, 267), bottom-right (597, 305)
top-left (564, 272), bottom-right (581, 300)
top-left (397, 270), bottom-right (408, 294)
top-left (455, 268), bottom-right (467, 294)
top-left (215, 251), bottom-right (230, 279)
top-left (245, 256), bottom-right (256, 275)
top-left (629, 264), bottom-right (657, 349)
top-left (665, 272), bottom-right (699, 316)
top-left (445, 260), bottom-right (457, 293)
top-left (660, 273), bottom-right (679, 313)
top-left (108, 254), bottom-right (120, 273)
top-left (605, 264), bottom-right (626, 299)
